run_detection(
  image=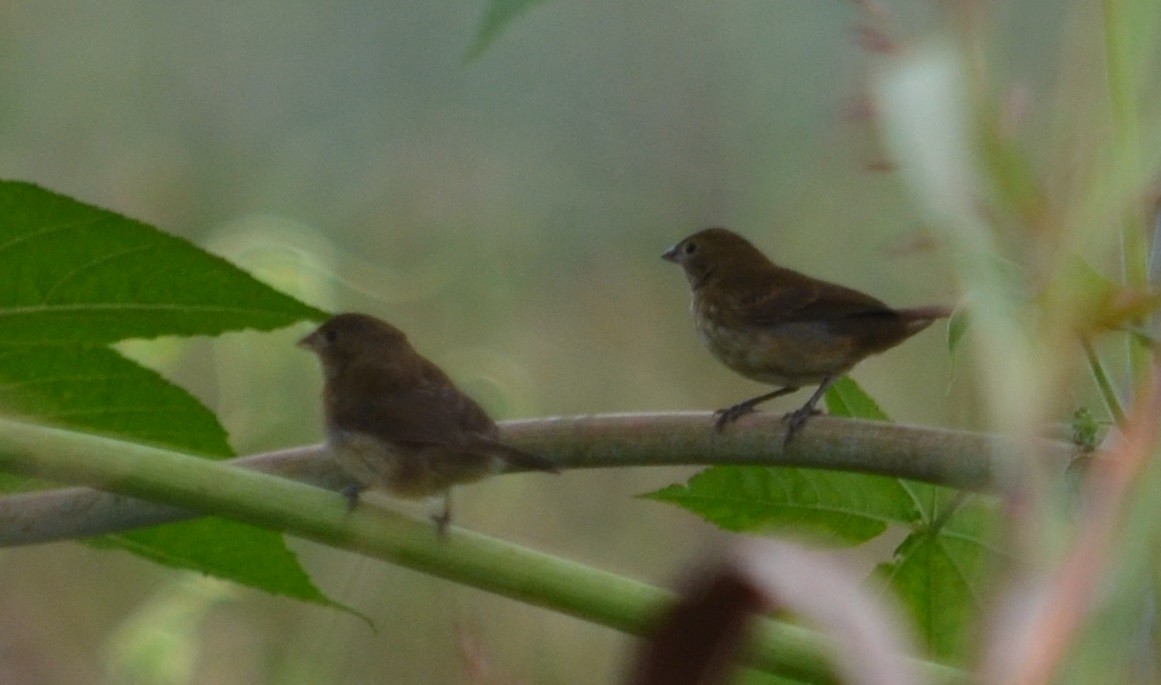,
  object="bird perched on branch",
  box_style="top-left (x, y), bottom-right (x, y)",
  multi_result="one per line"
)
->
top-left (663, 228), bottom-right (950, 442)
top-left (299, 313), bottom-right (558, 535)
